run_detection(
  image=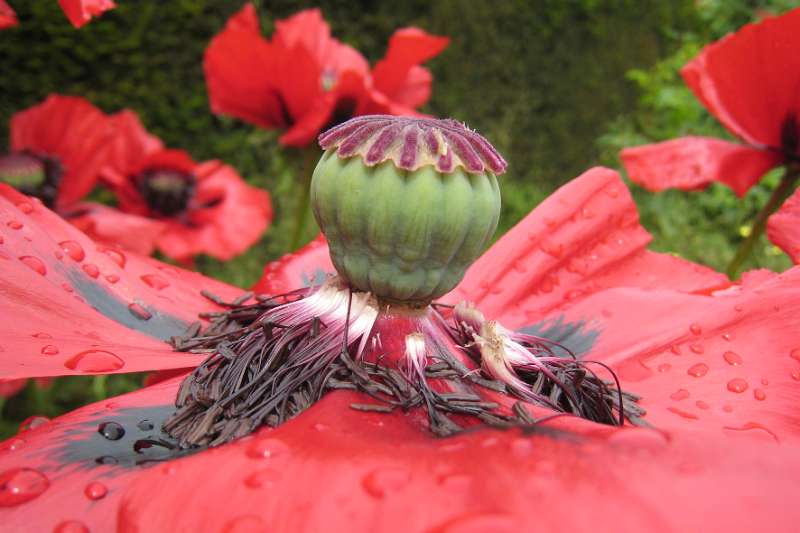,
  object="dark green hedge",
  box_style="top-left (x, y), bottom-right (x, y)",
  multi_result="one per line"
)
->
top-left (0, 0), bottom-right (698, 285)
